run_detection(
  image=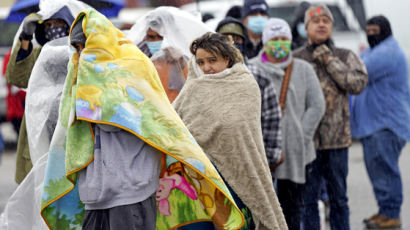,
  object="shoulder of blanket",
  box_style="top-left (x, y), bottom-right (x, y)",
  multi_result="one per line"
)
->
top-left (235, 63), bottom-right (260, 87)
